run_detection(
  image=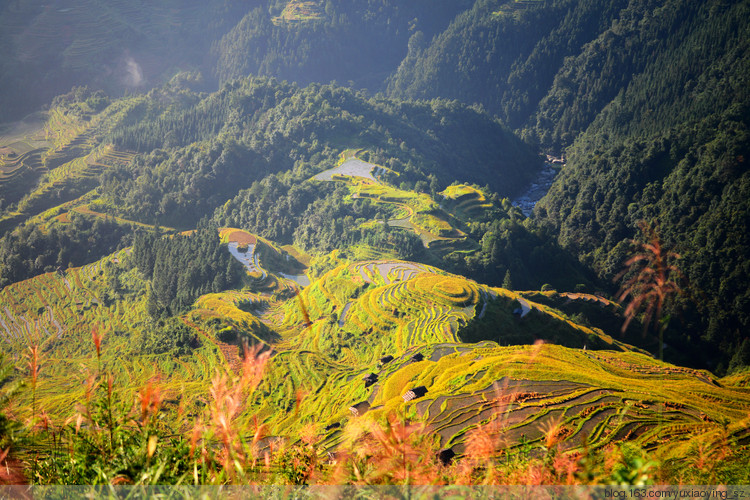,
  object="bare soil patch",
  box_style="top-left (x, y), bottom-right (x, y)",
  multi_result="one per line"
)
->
top-left (227, 231), bottom-right (256, 245)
